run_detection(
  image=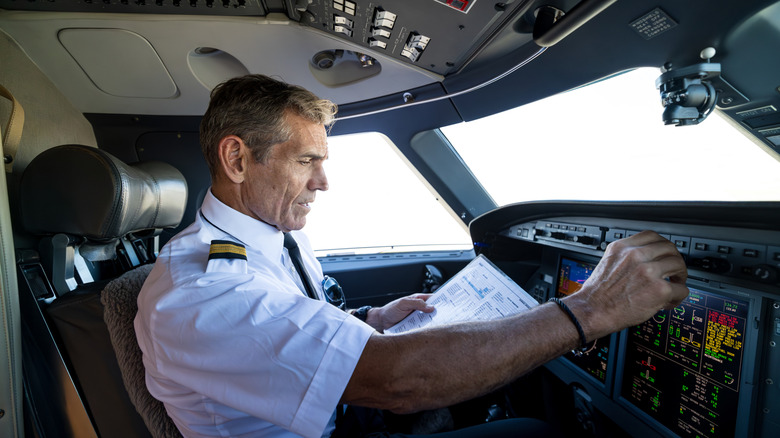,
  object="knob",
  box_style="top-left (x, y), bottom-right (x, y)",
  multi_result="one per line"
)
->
top-left (751, 265), bottom-right (778, 283)
top-left (312, 51), bottom-right (336, 70)
top-left (573, 235), bottom-right (595, 245)
top-left (295, 0), bottom-right (310, 11)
